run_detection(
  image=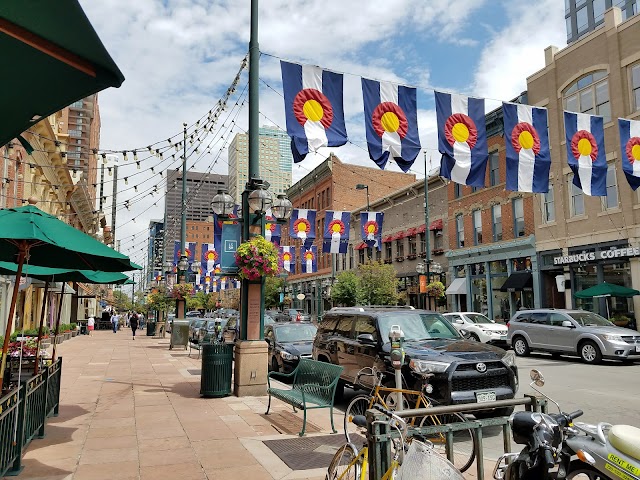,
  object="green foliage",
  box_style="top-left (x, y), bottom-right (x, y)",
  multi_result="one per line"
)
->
top-left (331, 271), bottom-right (359, 306)
top-left (235, 235), bottom-right (280, 280)
top-left (112, 290), bottom-right (132, 312)
top-left (147, 286), bottom-right (172, 312)
top-left (70, 322), bottom-right (77, 330)
top-left (331, 262), bottom-right (400, 307)
top-left (264, 277), bottom-right (284, 308)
